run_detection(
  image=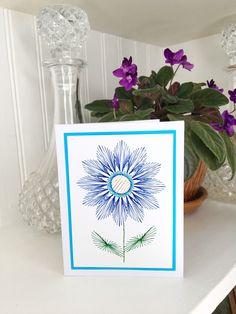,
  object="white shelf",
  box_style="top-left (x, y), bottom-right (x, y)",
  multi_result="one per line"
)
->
top-left (0, 200), bottom-right (236, 314)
